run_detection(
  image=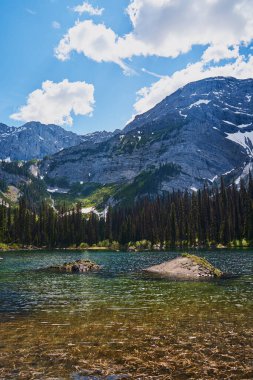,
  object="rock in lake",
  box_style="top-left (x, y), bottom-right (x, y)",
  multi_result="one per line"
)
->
top-left (50, 259), bottom-right (100, 273)
top-left (145, 253), bottom-right (223, 279)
